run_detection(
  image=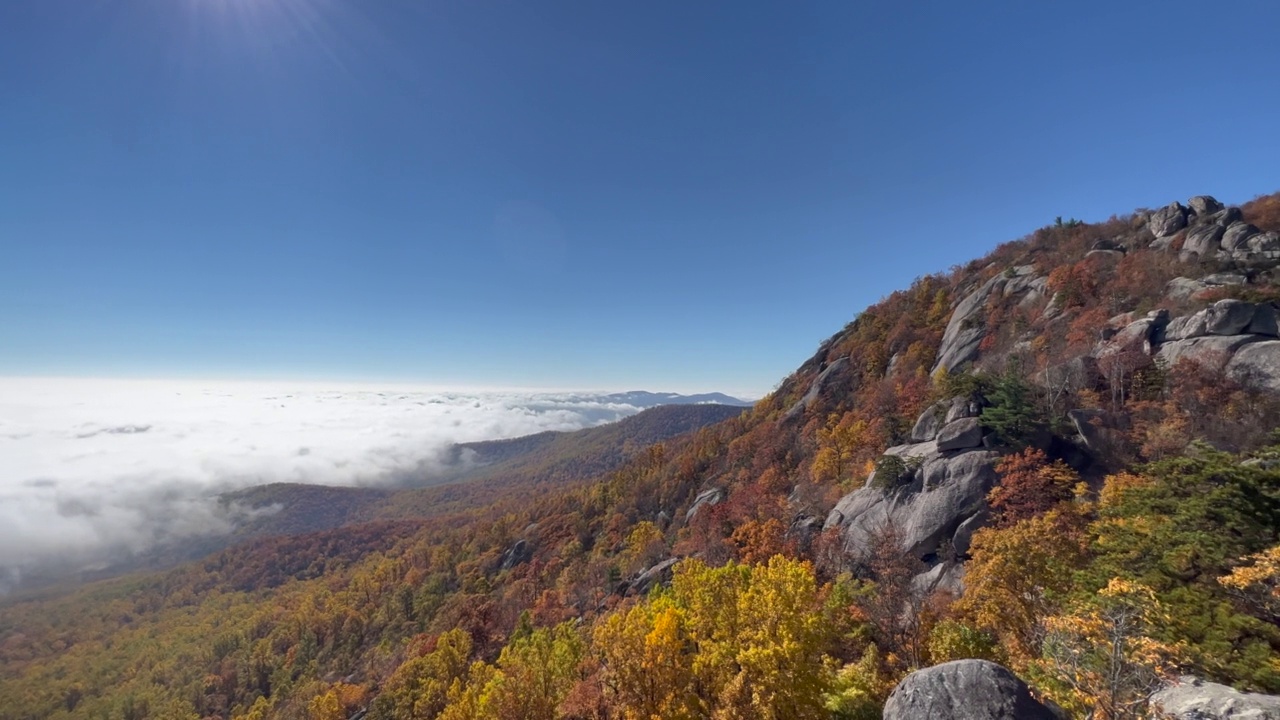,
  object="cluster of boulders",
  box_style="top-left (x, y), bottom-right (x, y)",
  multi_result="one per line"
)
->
top-left (883, 662), bottom-right (1280, 720)
top-left (824, 395), bottom-right (998, 591)
top-left (1096, 298), bottom-right (1280, 392)
top-left (1151, 676), bottom-right (1280, 719)
top-left (1146, 195), bottom-right (1280, 264)
top-left (827, 194), bottom-right (1280, 591)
